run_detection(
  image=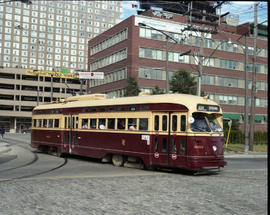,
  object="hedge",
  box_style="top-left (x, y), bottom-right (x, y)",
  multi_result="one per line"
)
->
top-left (224, 130), bottom-right (268, 145)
